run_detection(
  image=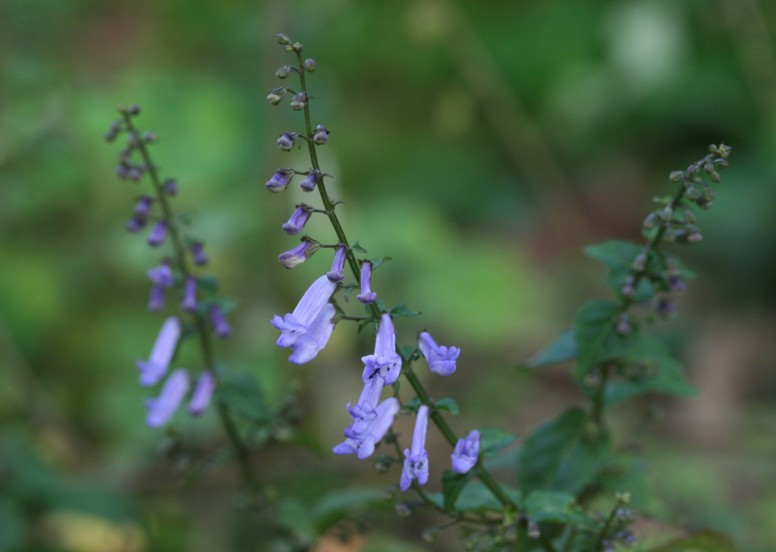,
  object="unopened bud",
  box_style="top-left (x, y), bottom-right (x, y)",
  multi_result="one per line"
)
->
top-left (642, 212), bottom-right (657, 230)
top-left (127, 104), bottom-right (141, 116)
top-left (291, 41), bottom-right (303, 52)
top-left (395, 502), bottom-right (413, 518)
top-left (143, 131), bottom-right (158, 143)
top-left (669, 170), bottom-right (684, 182)
top-left (303, 58), bottom-right (317, 72)
top-left (275, 65), bottom-right (291, 79)
top-left (276, 132), bottom-right (297, 151)
top-left (616, 313), bottom-right (631, 335)
top-left (104, 120), bottom-right (122, 142)
top-left (421, 527), bottom-right (441, 543)
top-left (290, 92), bottom-right (307, 110)
top-left (631, 252), bottom-right (647, 272)
top-left (312, 124), bottom-right (329, 145)
top-left (266, 88), bottom-right (286, 105)
top-left (275, 33), bottom-right (290, 45)
top-left (621, 275), bottom-right (635, 298)
top-left (717, 143), bottom-right (732, 158)
top-left (659, 206), bottom-right (673, 222)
